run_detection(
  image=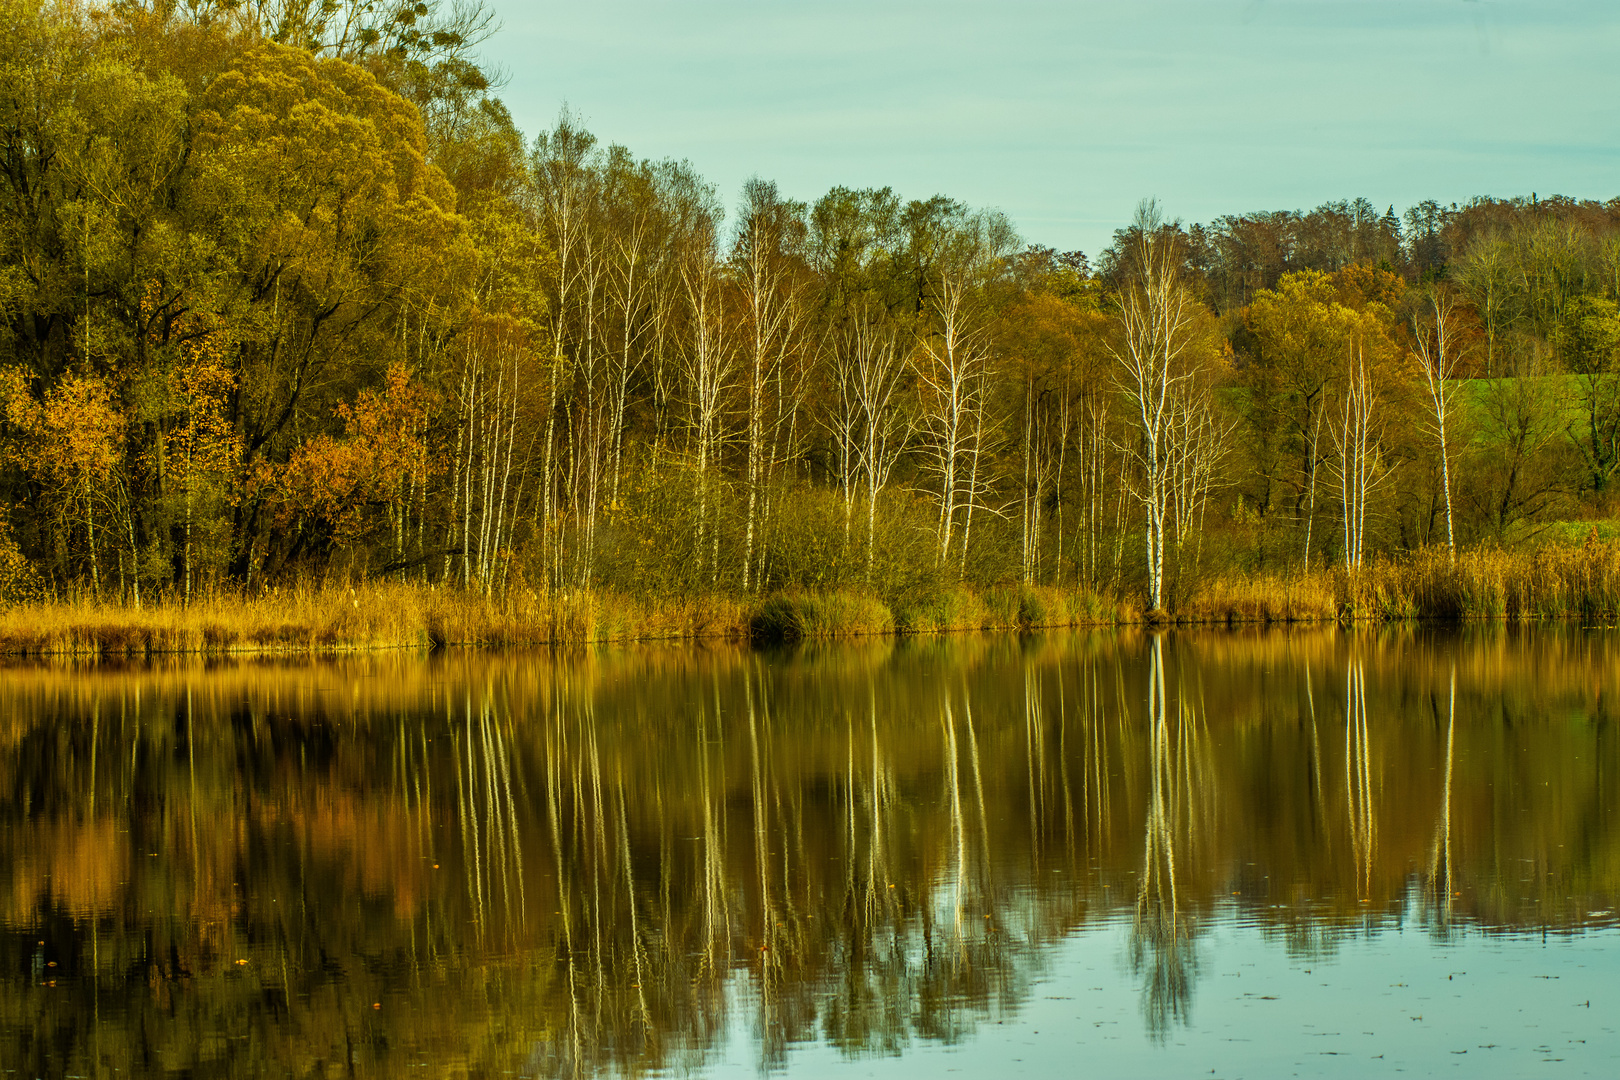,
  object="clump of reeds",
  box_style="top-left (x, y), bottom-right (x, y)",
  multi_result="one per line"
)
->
top-left (1018, 584), bottom-right (1134, 627)
top-left (6, 579), bottom-right (1131, 655)
top-left (892, 583), bottom-right (1127, 633)
top-left (748, 591), bottom-right (896, 642)
top-left (1176, 573), bottom-right (1338, 624)
top-left (0, 583), bottom-right (433, 656)
top-left (893, 586), bottom-right (990, 634)
top-left (1338, 537), bottom-right (1620, 621)
top-left (982, 586), bottom-right (1024, 628)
